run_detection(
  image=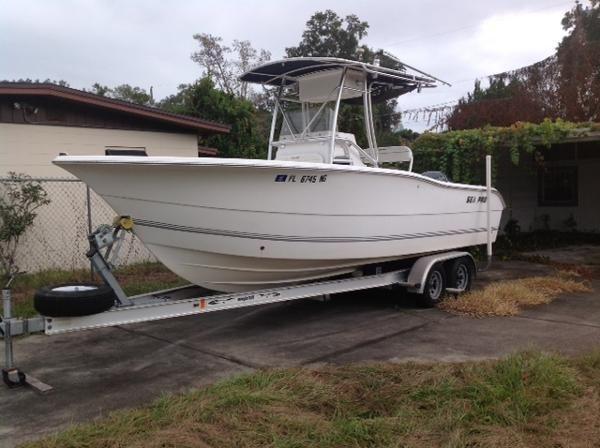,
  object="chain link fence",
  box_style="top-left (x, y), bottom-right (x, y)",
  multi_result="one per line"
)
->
top-left (2, 177), bottom-right (155, 273)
